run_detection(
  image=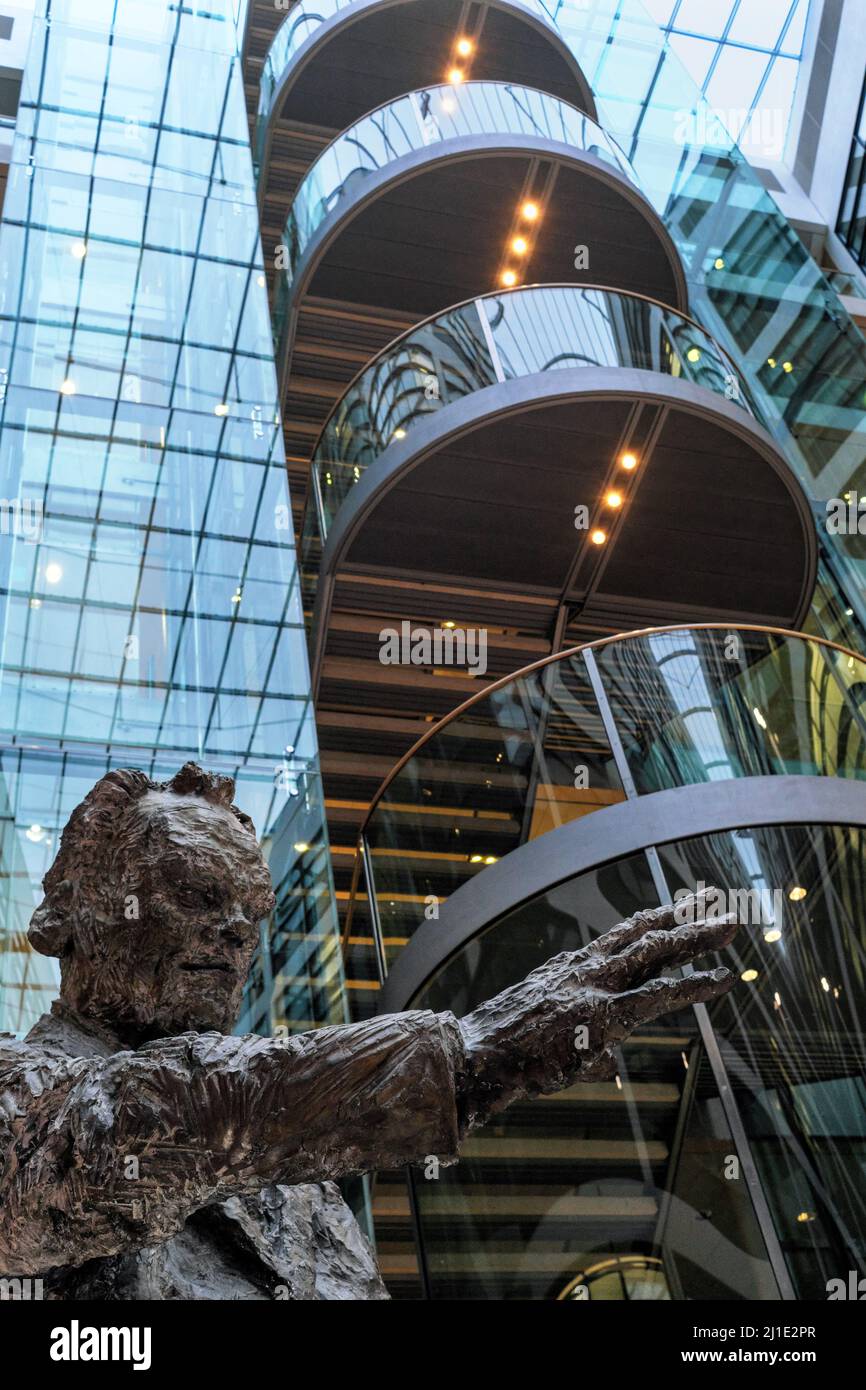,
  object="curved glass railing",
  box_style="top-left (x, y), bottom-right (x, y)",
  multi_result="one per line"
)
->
top-left (274, 81), bottom-right (636, 331)
top-left (255, 0), bottom-right (591, 176)
top-left (347, 626), bottom-right (866, 969)
top-left (302, 284), bottom-right (751, 574)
